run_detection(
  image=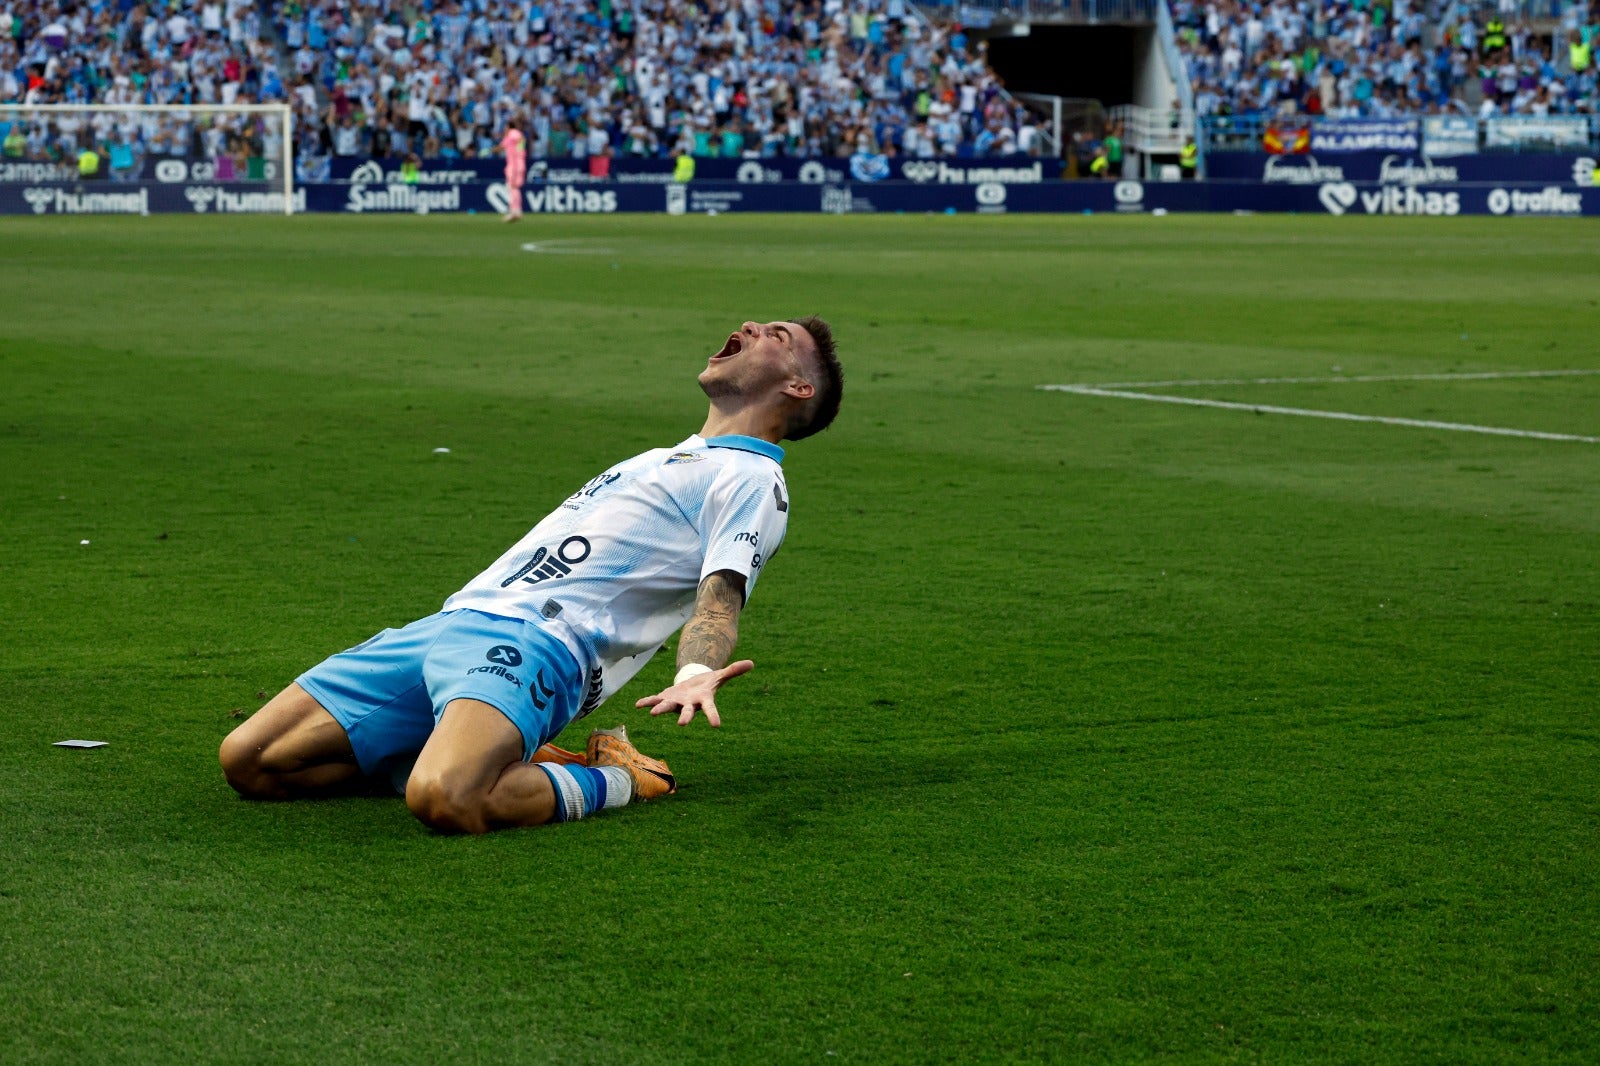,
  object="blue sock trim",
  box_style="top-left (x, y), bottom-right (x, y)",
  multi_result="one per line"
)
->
top-left (584, 766), bottom-right (608, 810)
top-left (537, 764), bottom-right (609, 822)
